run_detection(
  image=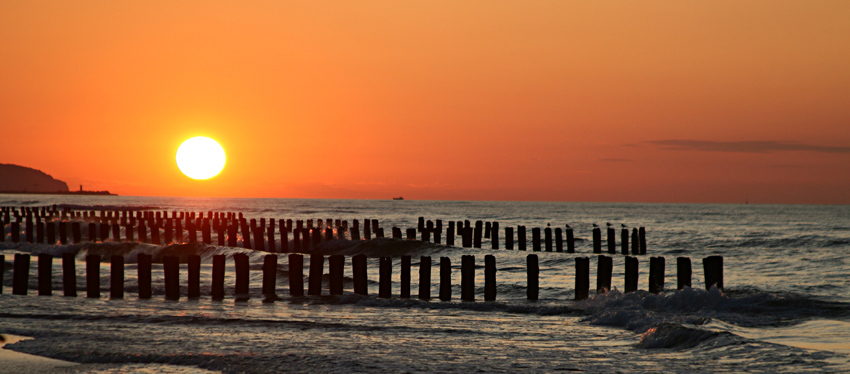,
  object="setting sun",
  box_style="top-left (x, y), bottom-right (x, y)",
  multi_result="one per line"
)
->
top-left (175, 136), bottom-right (226, 180)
